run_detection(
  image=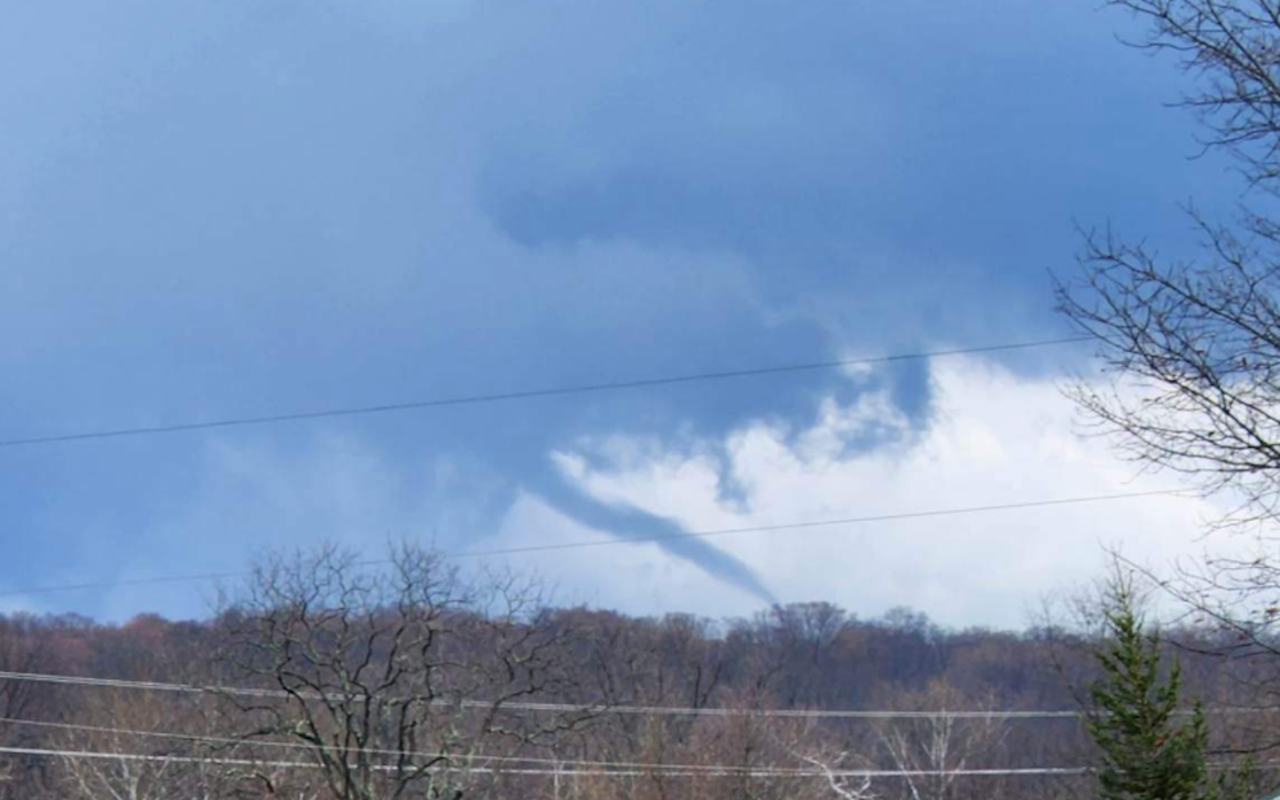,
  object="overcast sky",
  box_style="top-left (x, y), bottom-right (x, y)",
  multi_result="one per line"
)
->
top-left (0, 0), bottom-right (1247, 628)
